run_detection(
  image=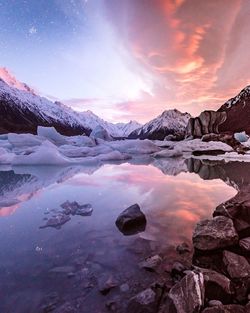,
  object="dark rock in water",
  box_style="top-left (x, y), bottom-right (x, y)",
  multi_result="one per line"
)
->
top-left (192, 149), bottom-right (226, 156)
top-left (49, 266), bottom-right (75, 274)
top-left (176, 242), bottom-right (191, 254)
top-left (223, 250), bottom-right (250, 280)
top-left (239, 237), bottom-right (250, 252)
top-left (195, 267), bottom-right (233, 304)
top-left (201, 133), bottom-right (248, 154)
top-left (98, 273), bottom-right (118, 295)
top-left (193, 216), bottom-right (238, 251)
top-left (139, 255), bottom-right (162, 272)
top-left (115, 204), bottom-right (146, 236)
top-left (202, 304), bottom-right (247, 313)
top-left (127, 288), bottom-right (157, 313)
top-left (40, 214), bottom-right (71, 229)
top-left (61, 201), bottom-right (93, 216)
top-left (53, 302), bottom-right (77, 313)
top-left (165, 272), bottom-right (205, 313)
